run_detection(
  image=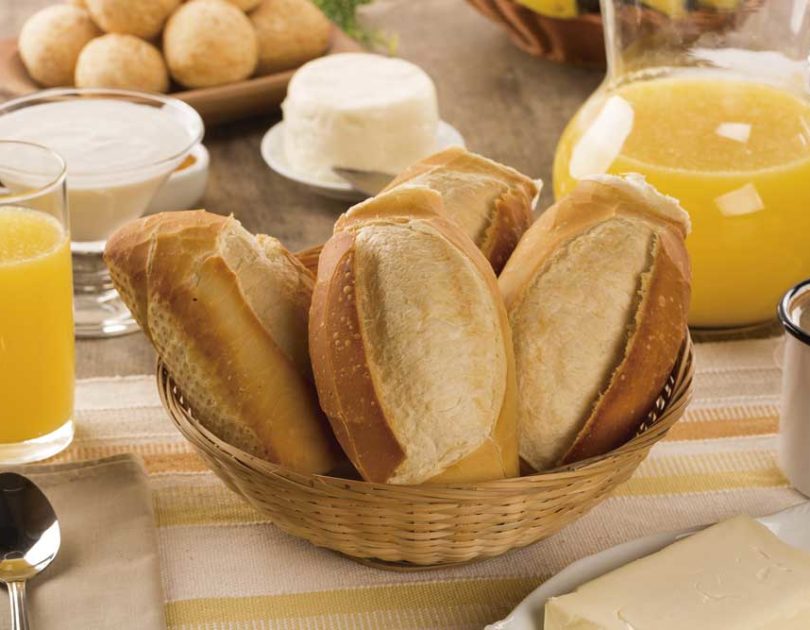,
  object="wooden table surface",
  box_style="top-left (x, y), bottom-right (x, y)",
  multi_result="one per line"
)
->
top-left (1, 0), bottom-right (602, 378)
